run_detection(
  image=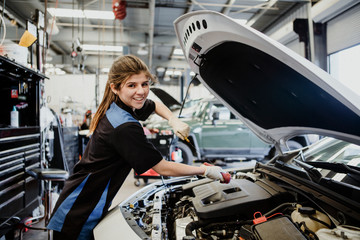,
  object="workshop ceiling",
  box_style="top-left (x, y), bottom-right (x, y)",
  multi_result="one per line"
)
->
top-left (2, 0), bottom-right (313, 85)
